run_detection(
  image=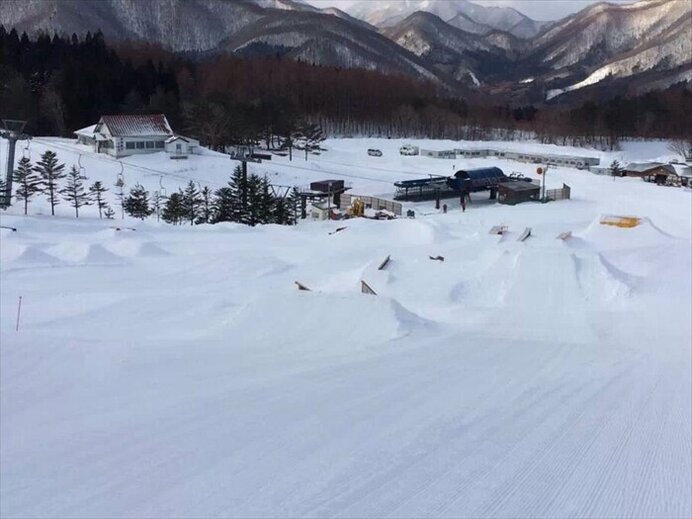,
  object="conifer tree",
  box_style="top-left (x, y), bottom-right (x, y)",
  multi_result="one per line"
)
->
top-left (89, 181), bottom-right (109, 219)
top-left (0, 177), bottom-right (6, 206)
top-left (13, 156), bottom-right (41, 215)
top-left (212, 186), bottom-right (236, 223)
top-left (162, 191), bottom-right (185, 225)
top-left (123, 183), bottom-right (151, 220)
top-left (182, 180), bottom-right (202, 225)
top-left (246, 174), bottom-right (264, 226)
top-left (34, 150), bottom-right (66, 215)
top-left (609, 160), bottom-right (623, 177)
top-left (198, 186), bottom-right (213, 224)
top-left (287, 187), bottom-right (301, 224)
top-left (60, 165), bottom-right (91, 217)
